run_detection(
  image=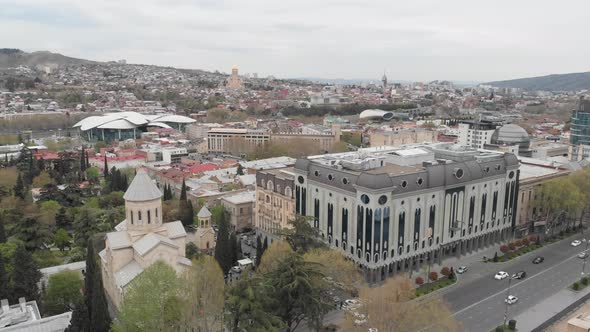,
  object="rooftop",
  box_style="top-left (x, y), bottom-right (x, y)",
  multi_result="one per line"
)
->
top-left (221, 191), bottom-right (256, 205)
top-left (123, 168), bottom-right (163, 202)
